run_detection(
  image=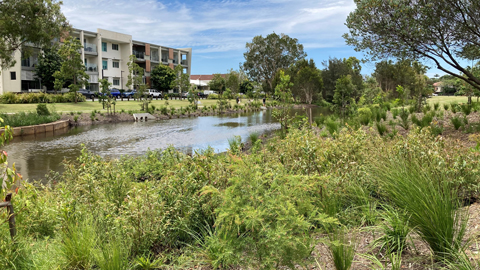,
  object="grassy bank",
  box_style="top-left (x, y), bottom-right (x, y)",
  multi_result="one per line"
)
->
top-left (0, 112), bottom-right (60, 127)
top-left (0, 99), bottom-right (241, 113)
top-left (1, 107), bottom-right (480, 269)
